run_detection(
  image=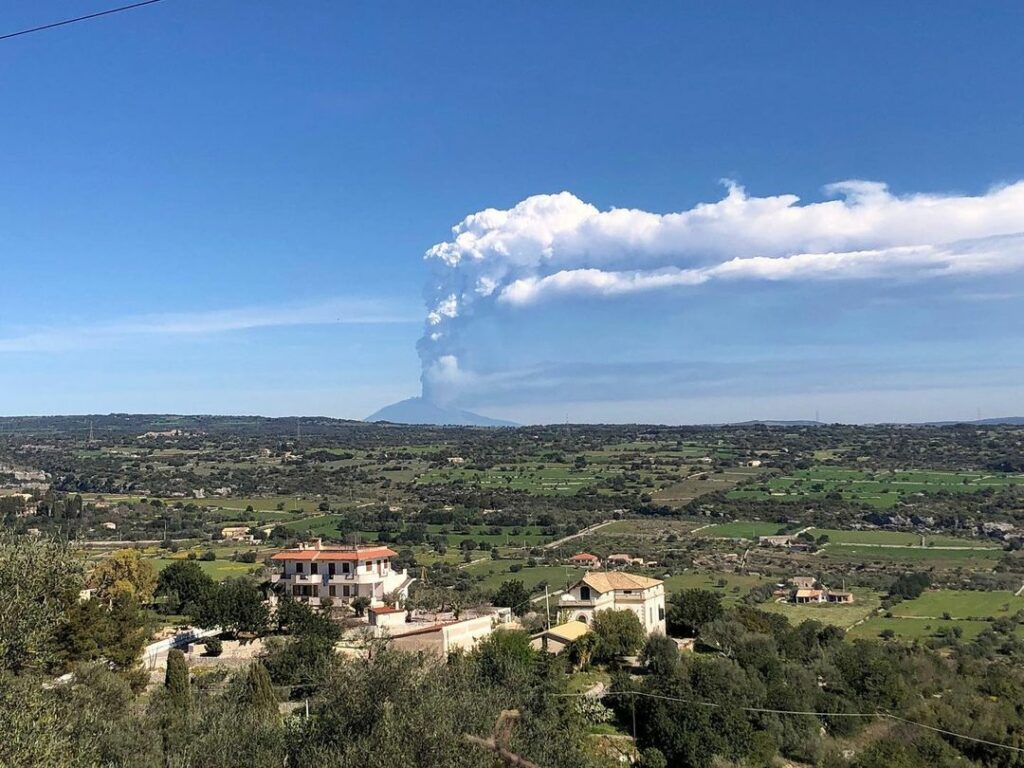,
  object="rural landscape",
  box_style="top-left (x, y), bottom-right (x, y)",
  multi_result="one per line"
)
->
top-left (4, 2), bottom-right (1024, 767)
top-left (4, 415), bottom-right (1024, 767)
